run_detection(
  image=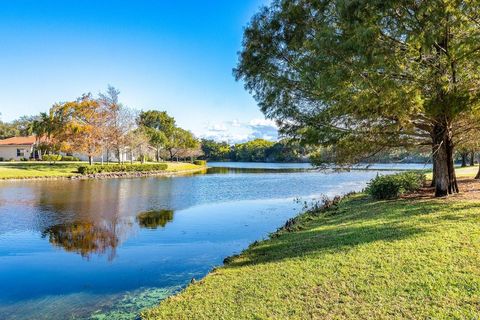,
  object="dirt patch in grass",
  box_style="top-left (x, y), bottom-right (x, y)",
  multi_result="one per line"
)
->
top-left (403, 178), bottom-right (480, 201)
